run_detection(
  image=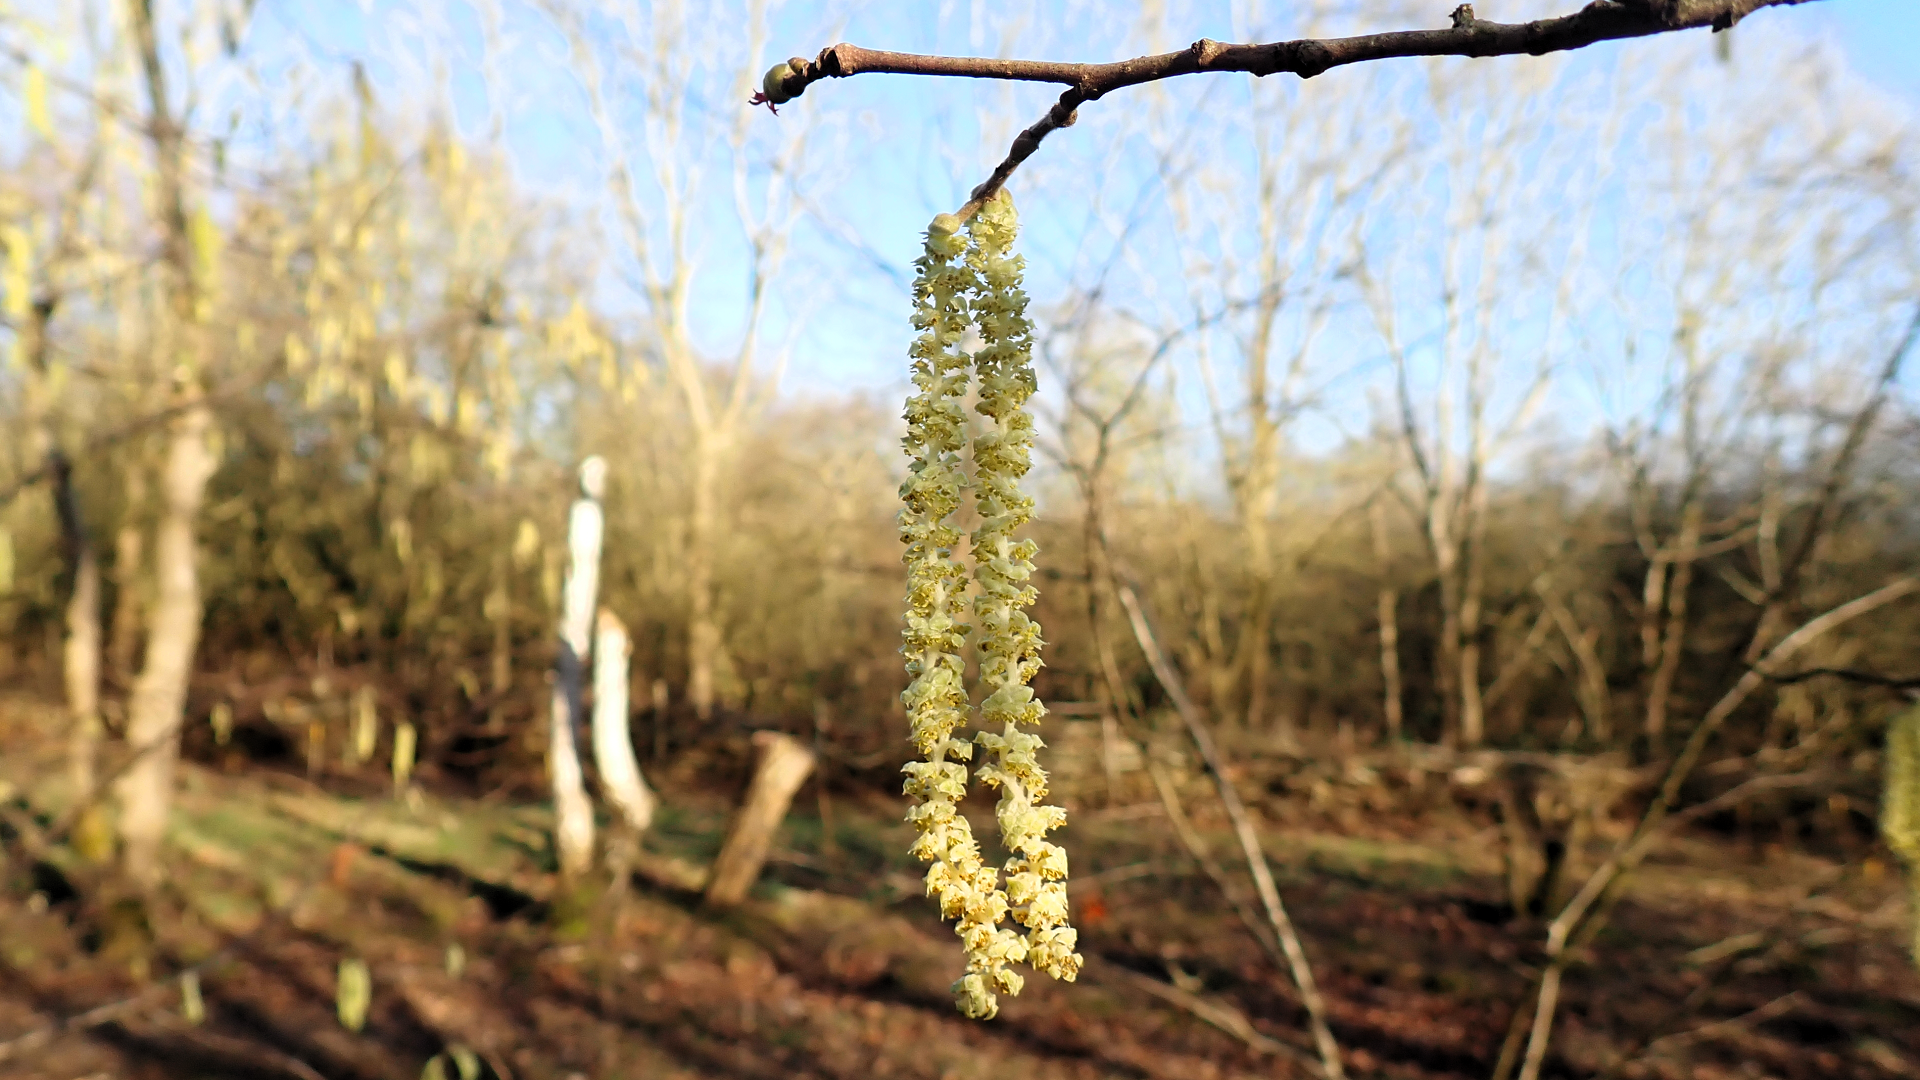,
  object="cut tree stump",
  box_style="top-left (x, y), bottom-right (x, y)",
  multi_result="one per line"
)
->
top-left (704, 731), bottom-right (816, 906)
